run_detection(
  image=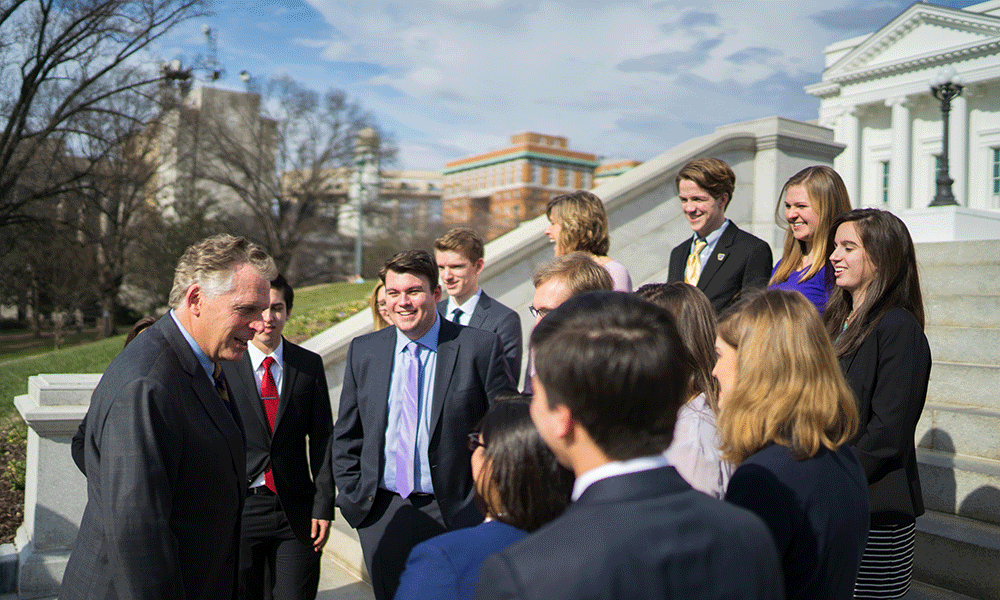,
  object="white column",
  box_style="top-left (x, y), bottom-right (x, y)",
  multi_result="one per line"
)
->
top-left (950, 94), bottom-right (968, 207)
top-left (836, 107), bottom-right (861, 208)
top-left (886, 96), bottom-right (911, 211)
